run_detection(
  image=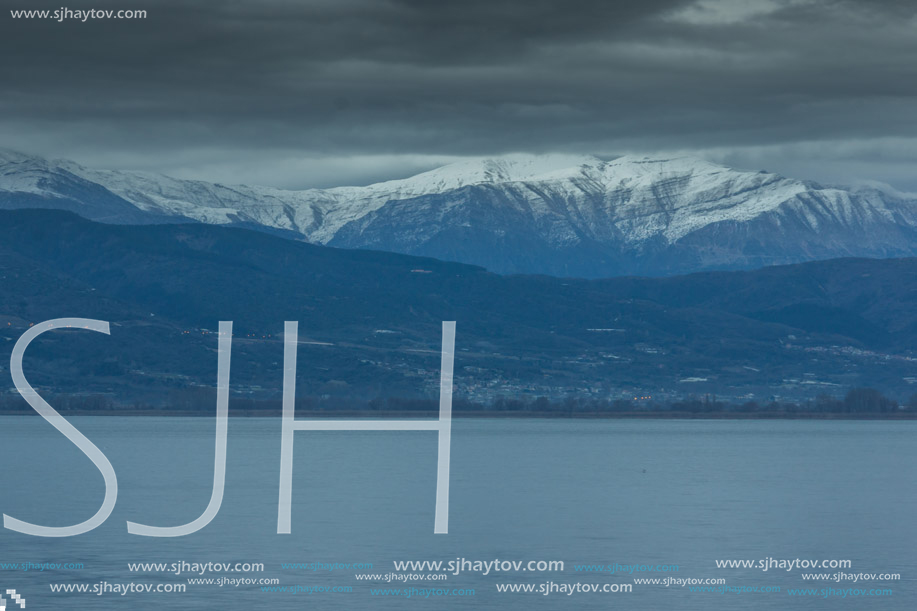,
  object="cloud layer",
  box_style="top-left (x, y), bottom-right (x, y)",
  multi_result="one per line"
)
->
top-left (2, 0), bottom-right (916, 189)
